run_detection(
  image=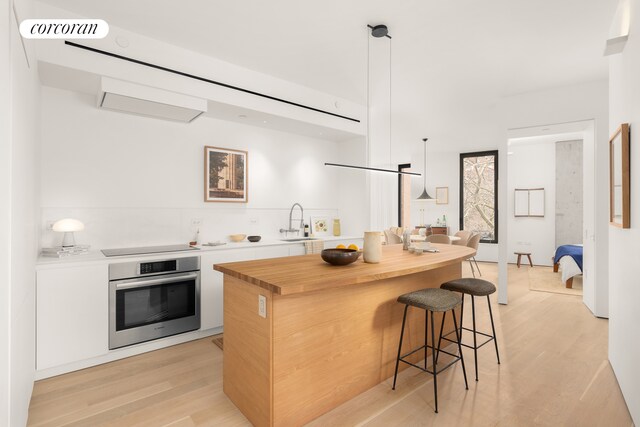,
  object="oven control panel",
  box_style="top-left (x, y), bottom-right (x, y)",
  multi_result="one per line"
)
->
top-left (109, 256), bottom-right (199, 281)
top-left (139, 260), bottom-right (177, 275)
